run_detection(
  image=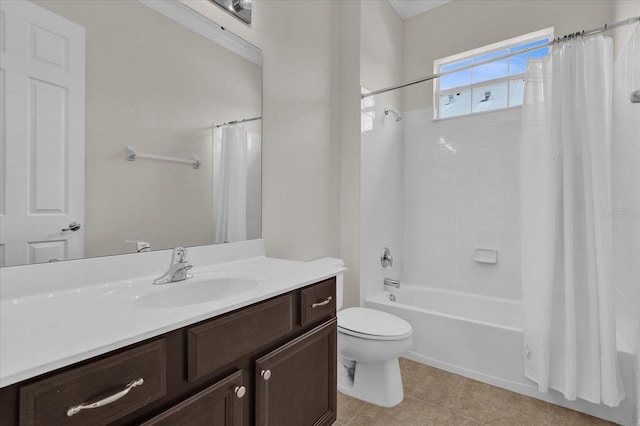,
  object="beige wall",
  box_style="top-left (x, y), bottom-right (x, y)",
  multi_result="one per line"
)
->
top-left (184, 0), bottom-right (364, 307)
top-left (35, 0), bottom-right (261, 257)
top-left (184, 1), bottom-right (344, 260)
top-left (361, 0), bottom-right (404, 109)
top-left (402, 0), bottom-right (615, 112)
top-left (340, 0), bottom-right (363, 308)
top-left (613, 0), bottom-right (640, 57)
